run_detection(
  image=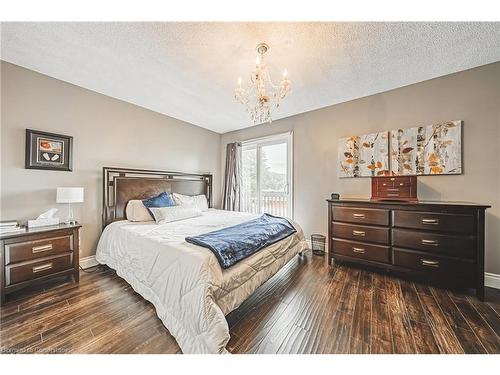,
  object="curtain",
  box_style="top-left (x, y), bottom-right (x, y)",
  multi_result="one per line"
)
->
top-left (222, 142), bottom-right (242, 211)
